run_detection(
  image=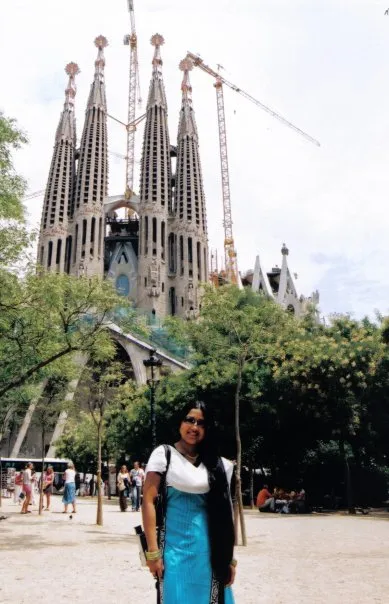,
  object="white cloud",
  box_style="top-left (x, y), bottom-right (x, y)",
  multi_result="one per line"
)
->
top-left (2, 0), bottom-right (389, 318)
